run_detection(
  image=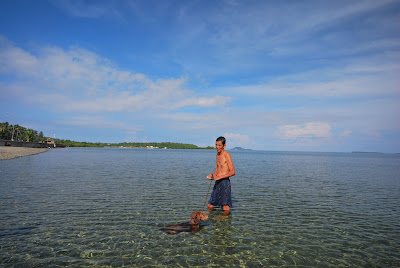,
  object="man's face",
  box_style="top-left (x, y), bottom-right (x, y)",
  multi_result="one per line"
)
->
top-left (215, 141), bottom-right (225, 153)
